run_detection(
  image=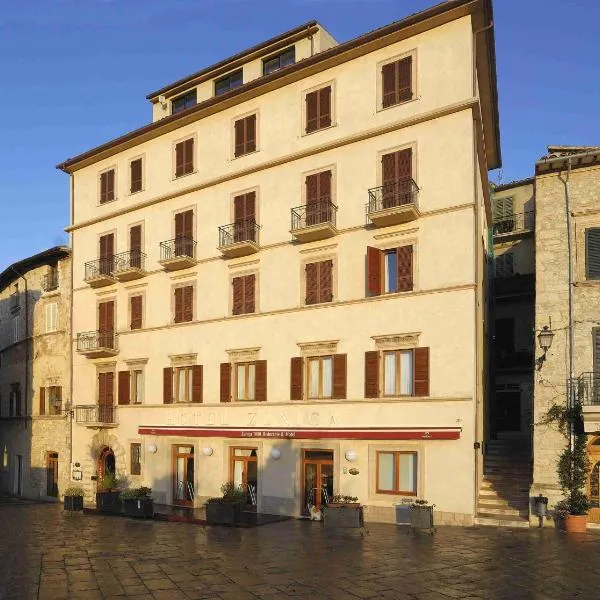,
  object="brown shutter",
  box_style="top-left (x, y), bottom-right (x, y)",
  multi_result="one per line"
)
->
top-left (306, 90), bottom-right (318, 133)
top-left (319, 170), bottom-right (331, 203)
top-left (244, 274), bottom-right (256, 314)
top-left (365, 351), bottom-right (380, 398)
top-left (175, 211), bottom-right (184, 238)
top-left (130, 295), bottom-right (142, 330)
top-left (56, 387), bottom-right (62, 408)
top-left (234, 118), bottom-right (245, 157)
top-left (99, 233), bottom-right (114, 260)
top-left (382, 62), bottom-right (397, 108)
top-left (192, 365), bottom-right (203, 403)
top-left (318, 86), bottom-right (332, 128)
top-left (105, 372), bottom-right (114, 406)
top-left (306, 173), bottom-right (318, 205)
top-left (305, 262), bottom-right (319, 305)
top-left (98, 300), bottom-right (114, 332)
top-left (118, 371), bottom-right (131, 405)
top-left (319, 260), bottom-right (333, 302)
top-left (397, 246), bottom-right (413, 292)
top-left (98, 373), bottom-right (106, 406)
top-left (382, 152), bottom-right (397, 187)
top-left (183, 286), bottom-right (193, 322)
top-left (246, 114), bottom-right (256, 153)
top-left (130, 159), bottom-right (142, 193)
top-left (232, 276), bottom-right (244, 315)
top-left (175, 141), bottom-right (184, 177)
top-left (106, 169), bottom-right (115, 201)
top-left (182, 209), bottom-right (194, 239)
top-left (397, 148), bottom-right (412, 181)
top-left (174, 287), bottom-right (183, 323)
top-left (163, 368), bottom-right (173, 404)
top-left (397, 56), bottom-right (413, 102)
top-left (332, 354), bottom-right (347, 399)
top-left (183, 138), bottom-right (194, 174)
top-left (100, 172), bottom-right (107, 203)
top-left (290, 357), bottom-right (304, 400)
top-left (414, 347), bottom-right (430, 397)
top-left (220, 363), bottom-right (231, 403)
top-left (367, 246), bottom-right (382, 296)
top-left (130, 225), bottom-right (142, 254)
top-left (255, 360), bottom-right (267, 402)
top-left (39, 387), bottom-right (45, 416)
